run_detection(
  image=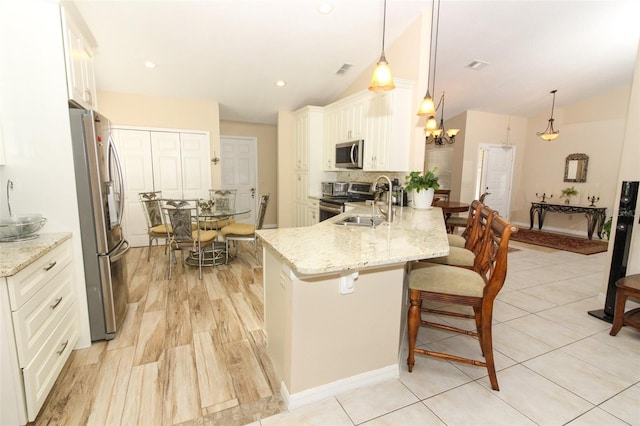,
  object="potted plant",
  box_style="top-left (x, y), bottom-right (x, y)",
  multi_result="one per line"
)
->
top-left (560, 186), bottom-right (579, 204)
top-left (405, 168), bottom-right (440, 209)
top-left (602, 216), bottom-right (613, 240)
